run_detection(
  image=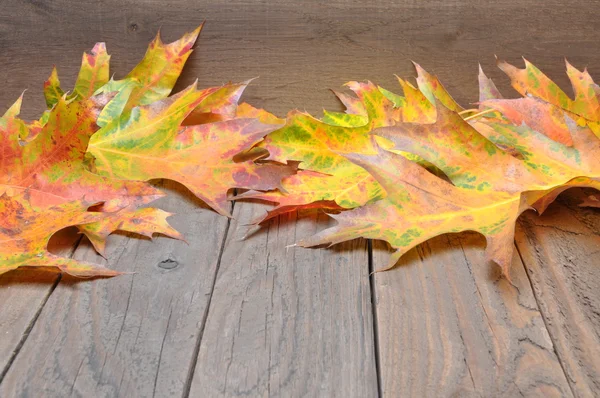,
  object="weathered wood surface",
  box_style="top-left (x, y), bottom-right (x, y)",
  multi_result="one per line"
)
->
top-left (0, 0), bottom-right (600, 397)
top-left (0, 182), bottom-right (230, 397)
top-left (0, 230), bottom-right (77, 379)
top-left (372, 236), bottom-right (572, 397)
top-left (189, 201), bottom-right (377, 397)
top-left (3, 0), bottom-right (600, 119)
top-left (516, 198), bottom-right (600, 397)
